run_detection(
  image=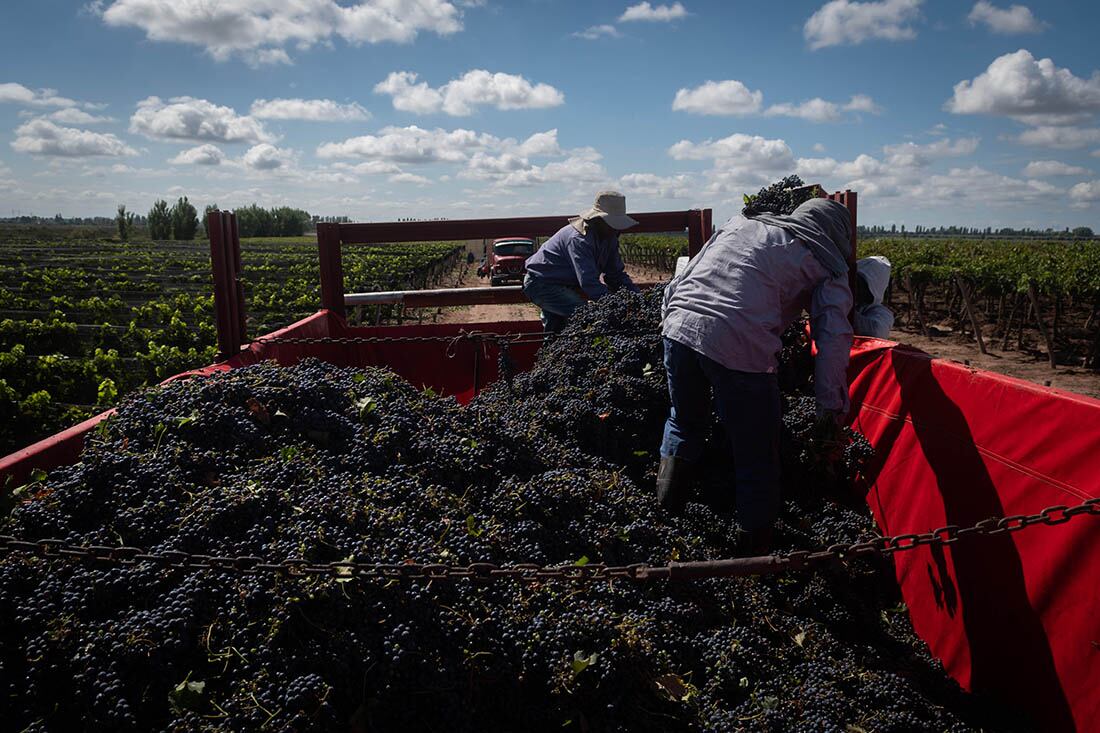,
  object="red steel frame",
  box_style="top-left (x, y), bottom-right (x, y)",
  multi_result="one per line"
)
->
top-left (208, 210), bottom-right (247, 360)
top-left (211, 193), bottom-right (853, 353)
top-left (316, 209), bottom-right (713, 320)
